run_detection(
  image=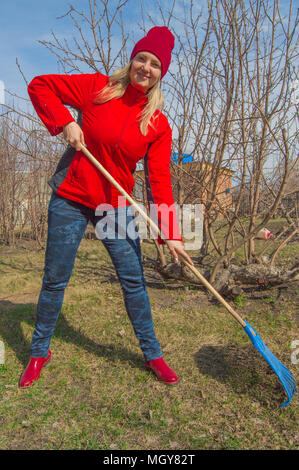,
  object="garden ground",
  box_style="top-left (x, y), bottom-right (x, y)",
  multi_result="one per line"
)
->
top-left (0, 230), bottom-right (298, 450)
